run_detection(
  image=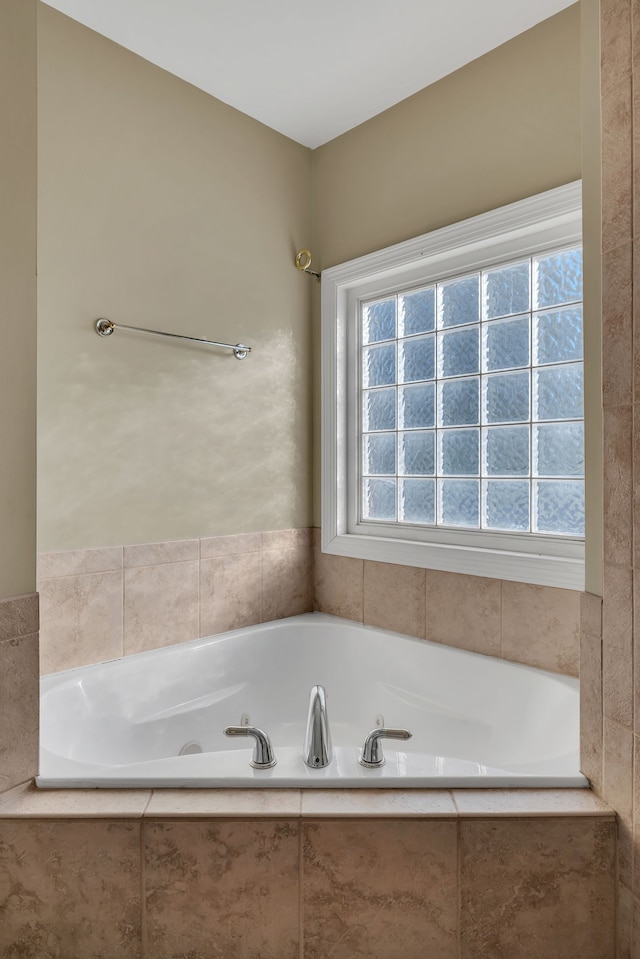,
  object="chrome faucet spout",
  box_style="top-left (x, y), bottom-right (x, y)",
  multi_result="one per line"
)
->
top-left (304, 684), bottom-right (332, 768)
